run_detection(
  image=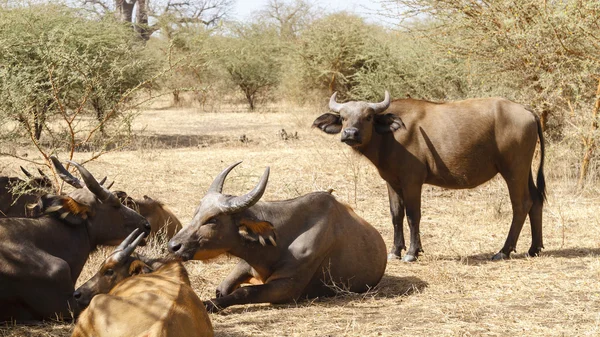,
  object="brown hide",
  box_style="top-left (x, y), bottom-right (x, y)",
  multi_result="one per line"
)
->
top-left (0, 159), bottom-right (150, 323)
top-left (115, 192), bottom-right (183, 238)
top-left (71, 261), bottom-right (213, 337)
top-left (313, 95), bottom-right (546, 261)
top-left (168, 163), bottom-right (387, 312)
top-left (0, 173), bottom-right (52, 217)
